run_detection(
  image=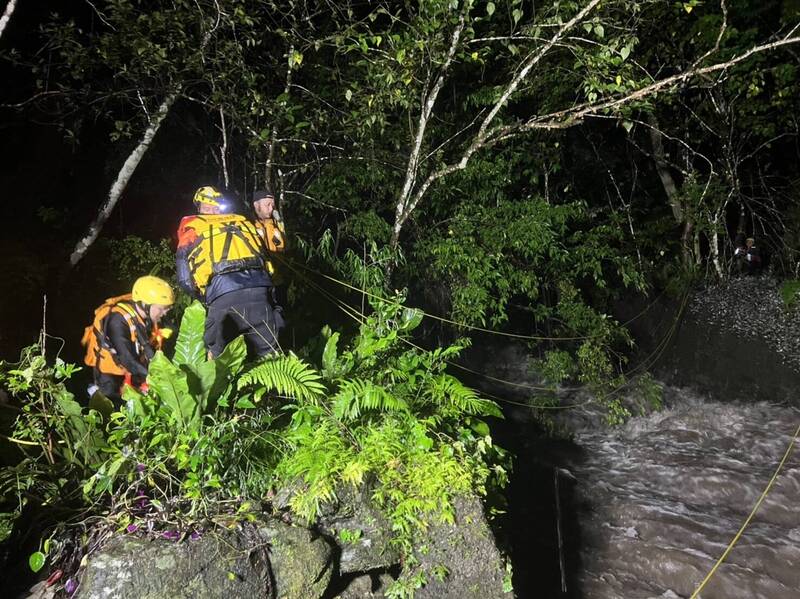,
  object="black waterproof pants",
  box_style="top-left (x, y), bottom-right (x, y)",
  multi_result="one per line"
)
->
top-left (95, 371), bottom-right (124, 404)
top-left (204, 287), bottom-right (282, 358)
